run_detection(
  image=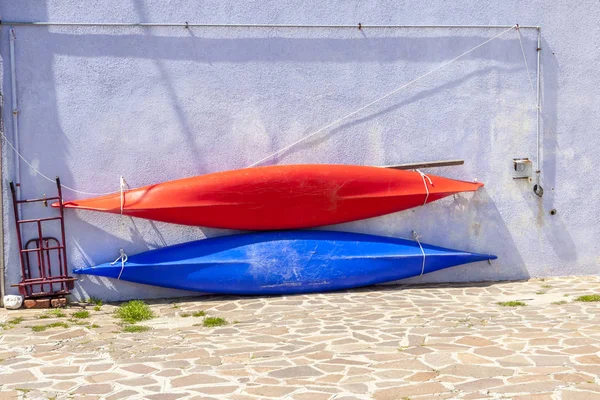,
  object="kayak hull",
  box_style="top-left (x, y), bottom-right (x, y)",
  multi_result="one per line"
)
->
top-left (73, 230), bottom-right (496, 295)
top-left (54, 164), bottom-right (483, 230)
